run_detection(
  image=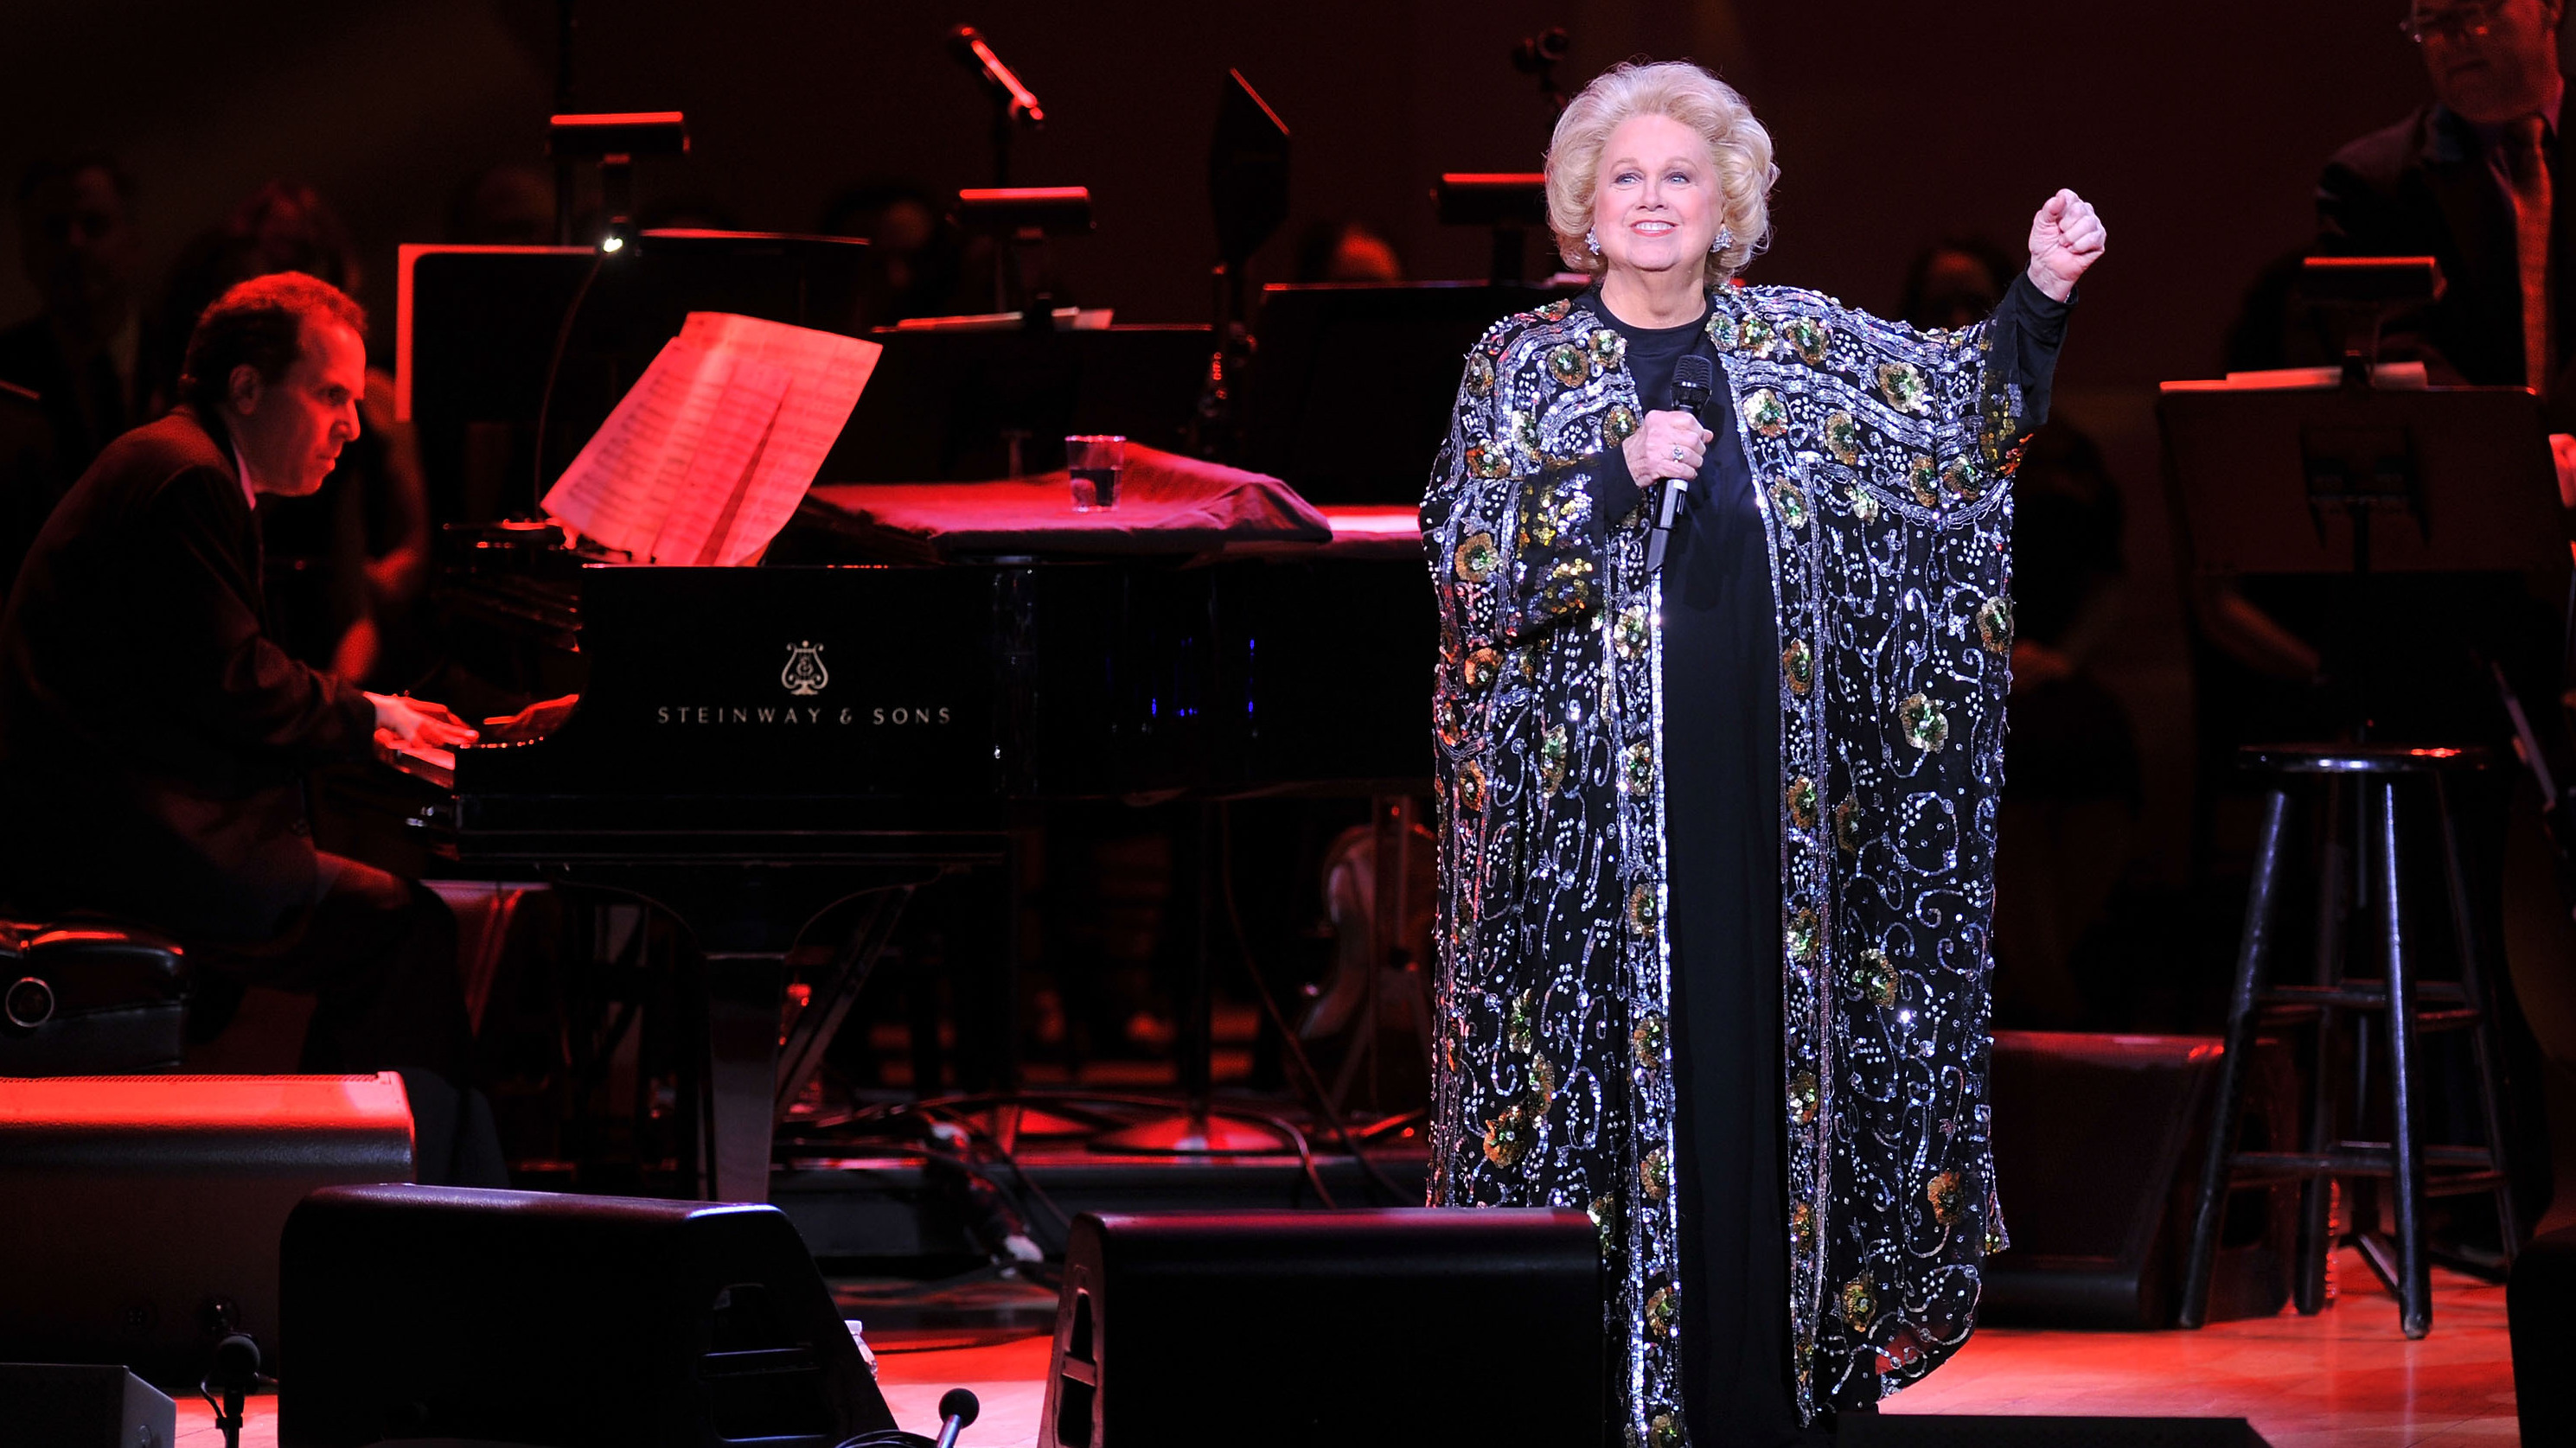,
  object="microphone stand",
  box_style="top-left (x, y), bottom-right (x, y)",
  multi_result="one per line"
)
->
top-left (950, 27), bottom-right (1042, 187)
top-left (201, 1330), bottom-right (267, 1448)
